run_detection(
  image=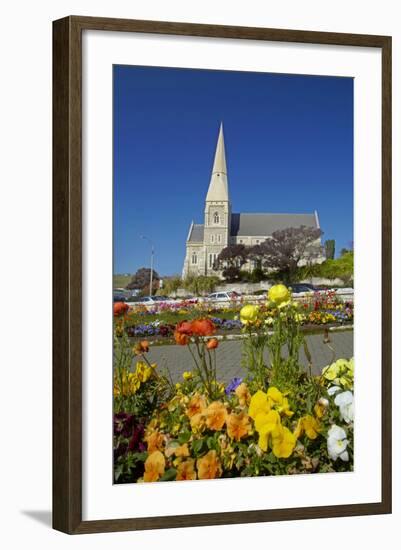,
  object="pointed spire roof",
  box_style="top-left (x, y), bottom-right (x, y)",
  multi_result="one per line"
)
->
top-left (206, 123), bottom-right (229, 202)
top-left (211, 122), bottom-right (227, 175)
